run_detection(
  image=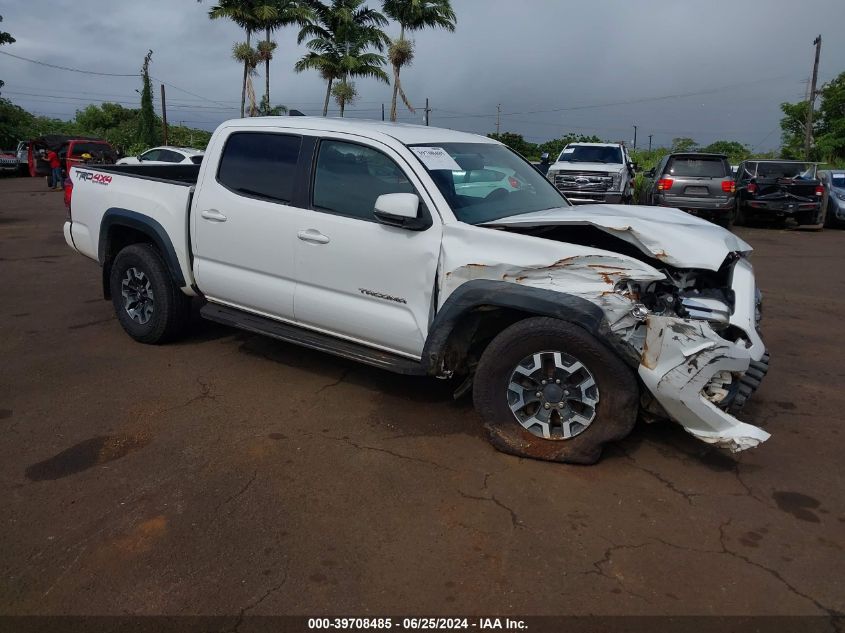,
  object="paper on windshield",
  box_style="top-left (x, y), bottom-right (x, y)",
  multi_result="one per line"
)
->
top-left (410, 147), bottom-right (462, 171)
top-left (562, 148), bottom-right (575, 154)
